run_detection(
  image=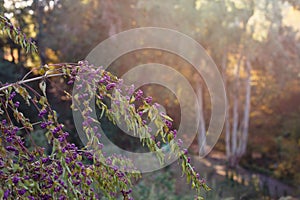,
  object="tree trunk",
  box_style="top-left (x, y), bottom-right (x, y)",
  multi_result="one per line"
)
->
top-left (229, 55), bottom-right (242, 167)
top-left (222, 50), bottom-right (231, 160)
top-left (196, 83), bottom-right (206, 156)
top-left (239, 59), bottom-right (252, 156)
